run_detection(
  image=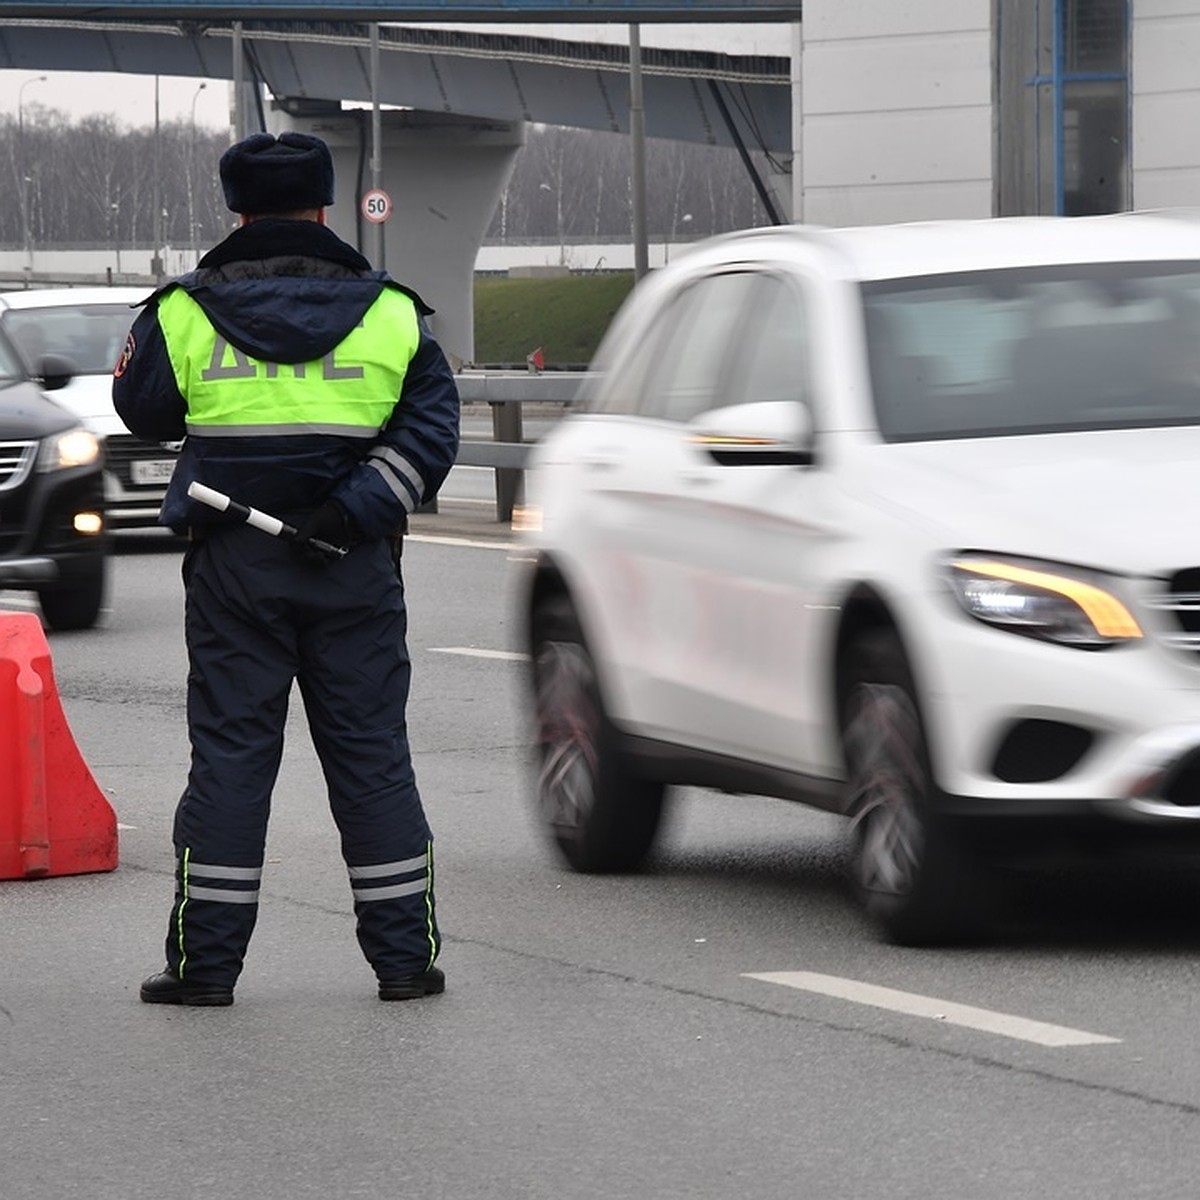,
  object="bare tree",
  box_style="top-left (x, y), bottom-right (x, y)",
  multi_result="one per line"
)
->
top-left (0, 108), bottom-right (771, 254)
top-left (483, 122), bottom-right (773, 244)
